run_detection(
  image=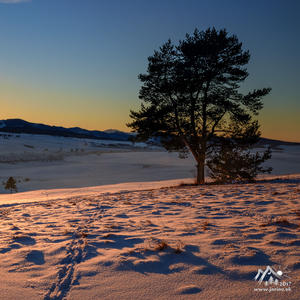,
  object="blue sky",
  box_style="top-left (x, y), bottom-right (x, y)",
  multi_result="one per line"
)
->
top-left (0, 0), bottom-right (299, 142)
